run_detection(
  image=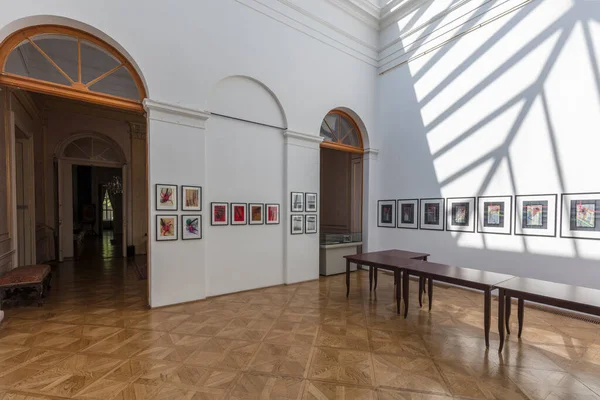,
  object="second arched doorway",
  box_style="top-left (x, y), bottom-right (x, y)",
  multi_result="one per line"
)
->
top-left (319, 110), bottom-right (364, 275)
